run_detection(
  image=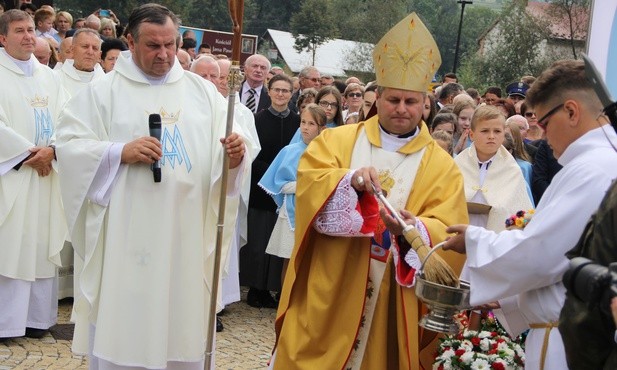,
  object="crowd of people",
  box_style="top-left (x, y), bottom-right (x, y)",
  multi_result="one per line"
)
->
top-left (1, 2), bottom-right (617, 370)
